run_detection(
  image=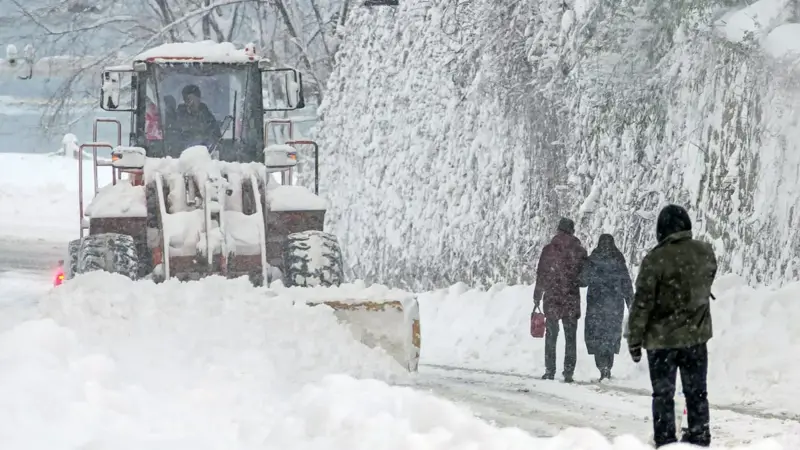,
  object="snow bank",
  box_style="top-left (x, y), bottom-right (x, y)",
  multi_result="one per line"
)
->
top-left (0, 153), bottom-right (113, 240)
top-left (0, 273), bottom-right (405, 447)
top-left (1, 272), bottom-right (788, 448)
top-left (418, 275), bottom-right (800, 415)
